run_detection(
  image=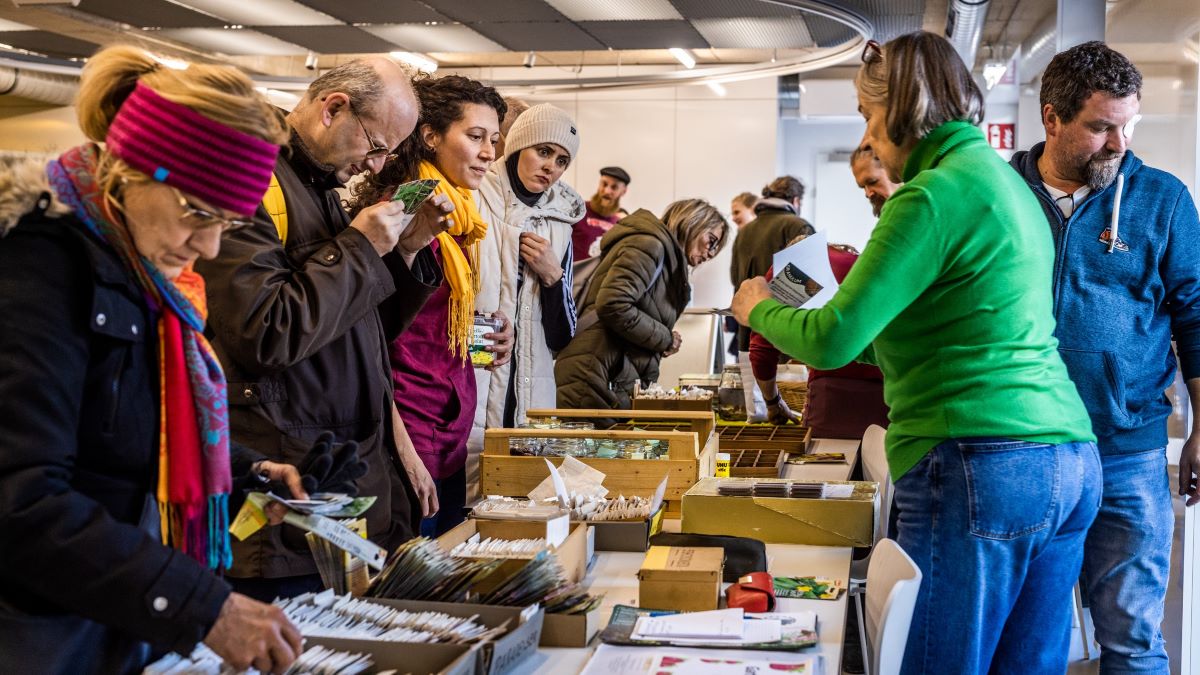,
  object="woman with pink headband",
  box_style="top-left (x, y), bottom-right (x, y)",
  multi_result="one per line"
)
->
top-left (0, 46), bottom-right (301, 672)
